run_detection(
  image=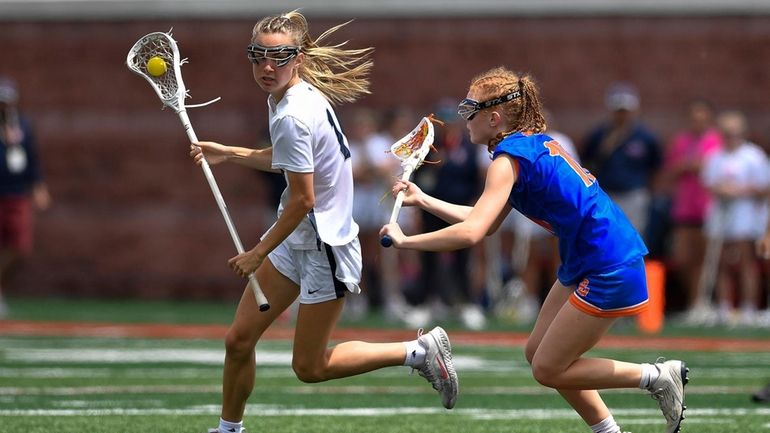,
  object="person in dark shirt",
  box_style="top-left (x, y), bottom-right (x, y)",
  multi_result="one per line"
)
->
top-left (581, 82), bottom-right (662, 242)
top-left (0, 76), bottom-right (51, 318)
